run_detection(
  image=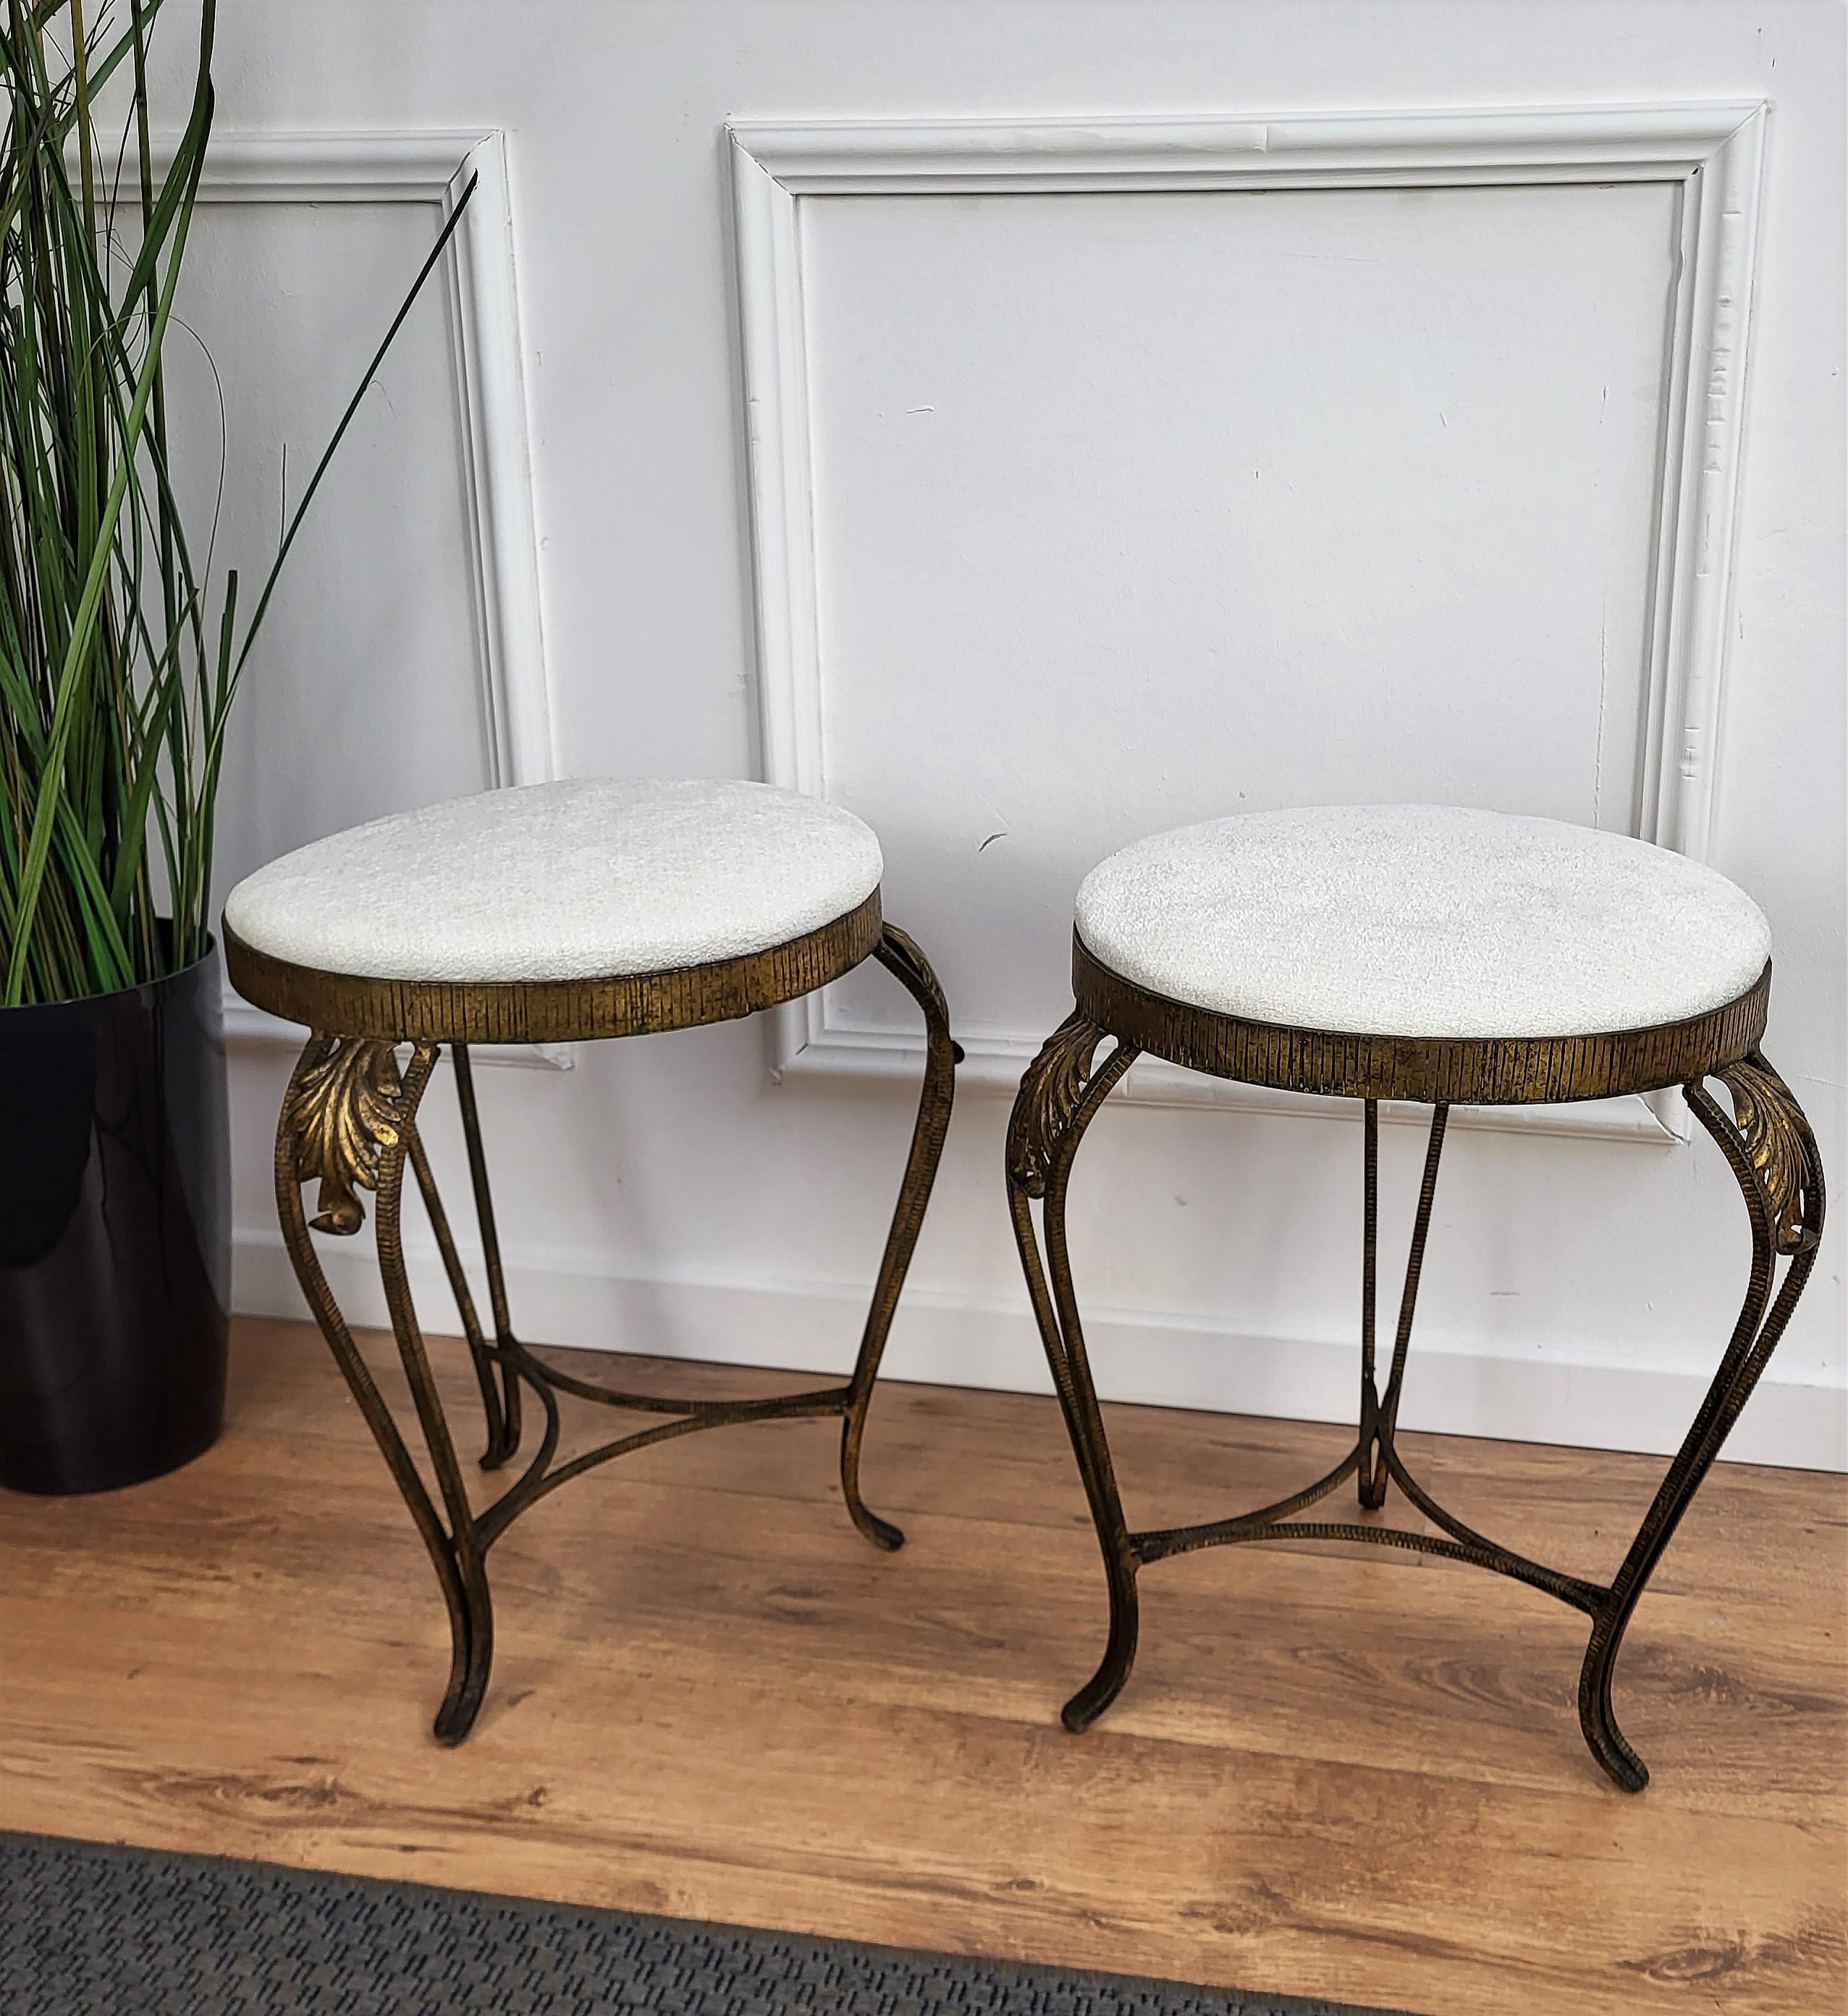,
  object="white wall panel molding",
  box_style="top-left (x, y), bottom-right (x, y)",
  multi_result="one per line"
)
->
top-left (730, 104), bottom-right (1768, 1142)
top-left (175, 132), bottom-right (559, 1066)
